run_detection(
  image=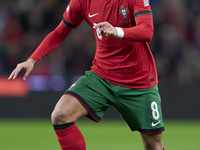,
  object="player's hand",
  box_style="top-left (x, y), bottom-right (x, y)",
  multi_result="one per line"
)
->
top-left (93, 21), bottom-right (118, 37)
top-left (8, 58), bottom-right (36, 81)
